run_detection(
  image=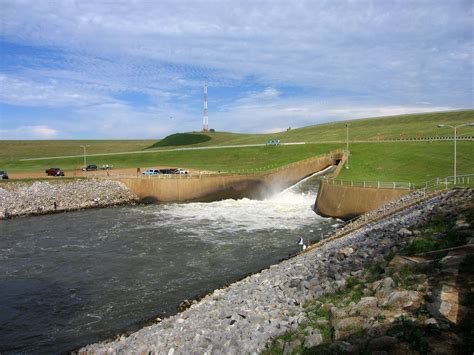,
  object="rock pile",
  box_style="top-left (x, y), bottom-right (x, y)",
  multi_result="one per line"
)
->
top-left (78, 188), bottom-right (472, 354)
top-left (0, 179), bottom-right (138, 219)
